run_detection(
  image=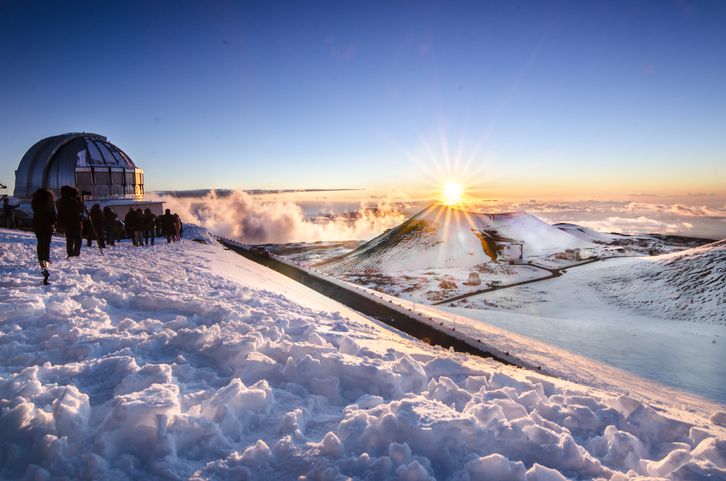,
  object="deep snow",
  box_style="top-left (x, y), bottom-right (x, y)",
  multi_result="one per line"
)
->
top-left (302, 207), bottom-right (725, 403)
top-left (593, 240), bottom-right (726, 325)
top-left (433, 242), bottom-right (726, 402)
top-left (1, 228), bottom-right (724, 480)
